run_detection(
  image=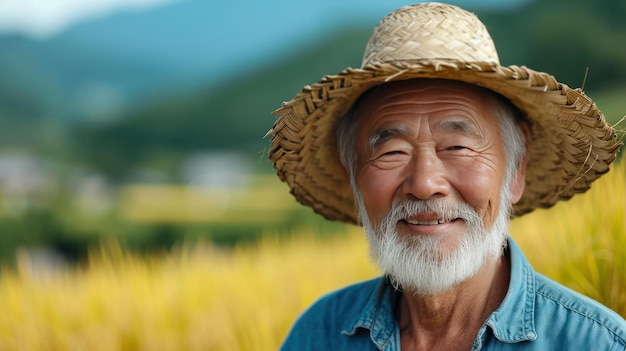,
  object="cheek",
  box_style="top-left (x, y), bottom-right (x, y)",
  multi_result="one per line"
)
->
top-left (356, 168), bottom-right (400, 223)
top-left (452, 161), bottom-right (504, 228)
